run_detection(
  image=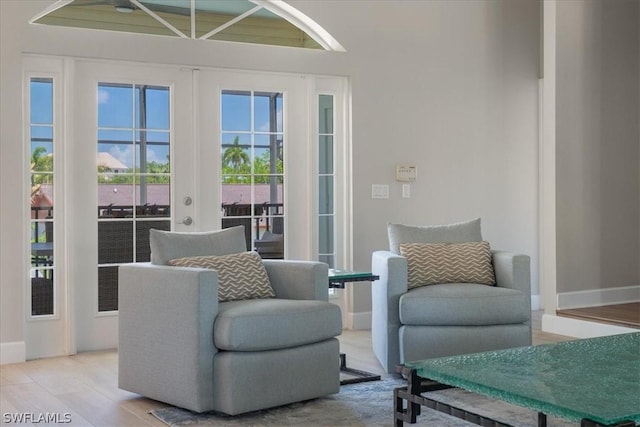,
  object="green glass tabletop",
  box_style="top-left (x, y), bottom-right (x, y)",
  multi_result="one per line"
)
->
top-left (328, 269), bottom-right (377, 280)
top-left (405, 333), bottom-right (640, 425)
